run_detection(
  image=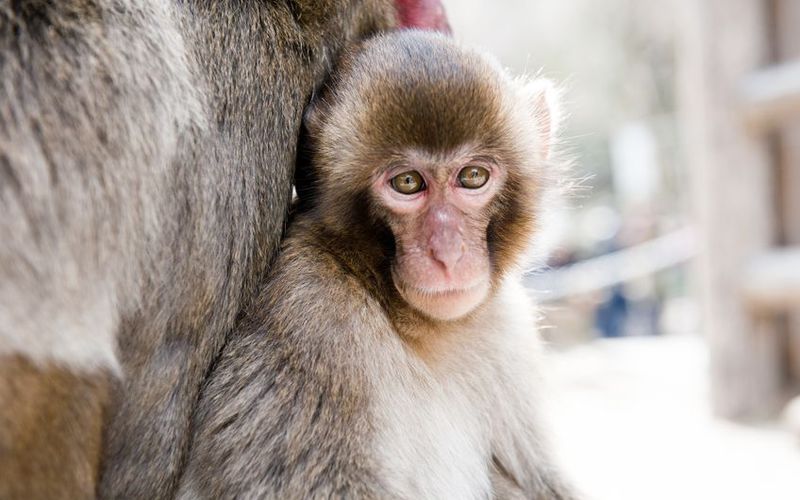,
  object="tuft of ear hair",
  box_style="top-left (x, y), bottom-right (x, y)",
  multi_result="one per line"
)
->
top-left (523, 78), bottom-right (563, 161)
